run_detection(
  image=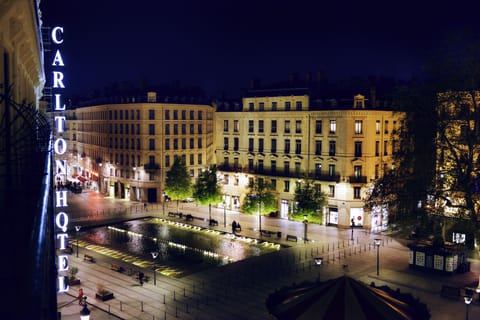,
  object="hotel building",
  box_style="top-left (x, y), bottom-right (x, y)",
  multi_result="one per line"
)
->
top-left (71, 89), bottom-right (404, 230)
